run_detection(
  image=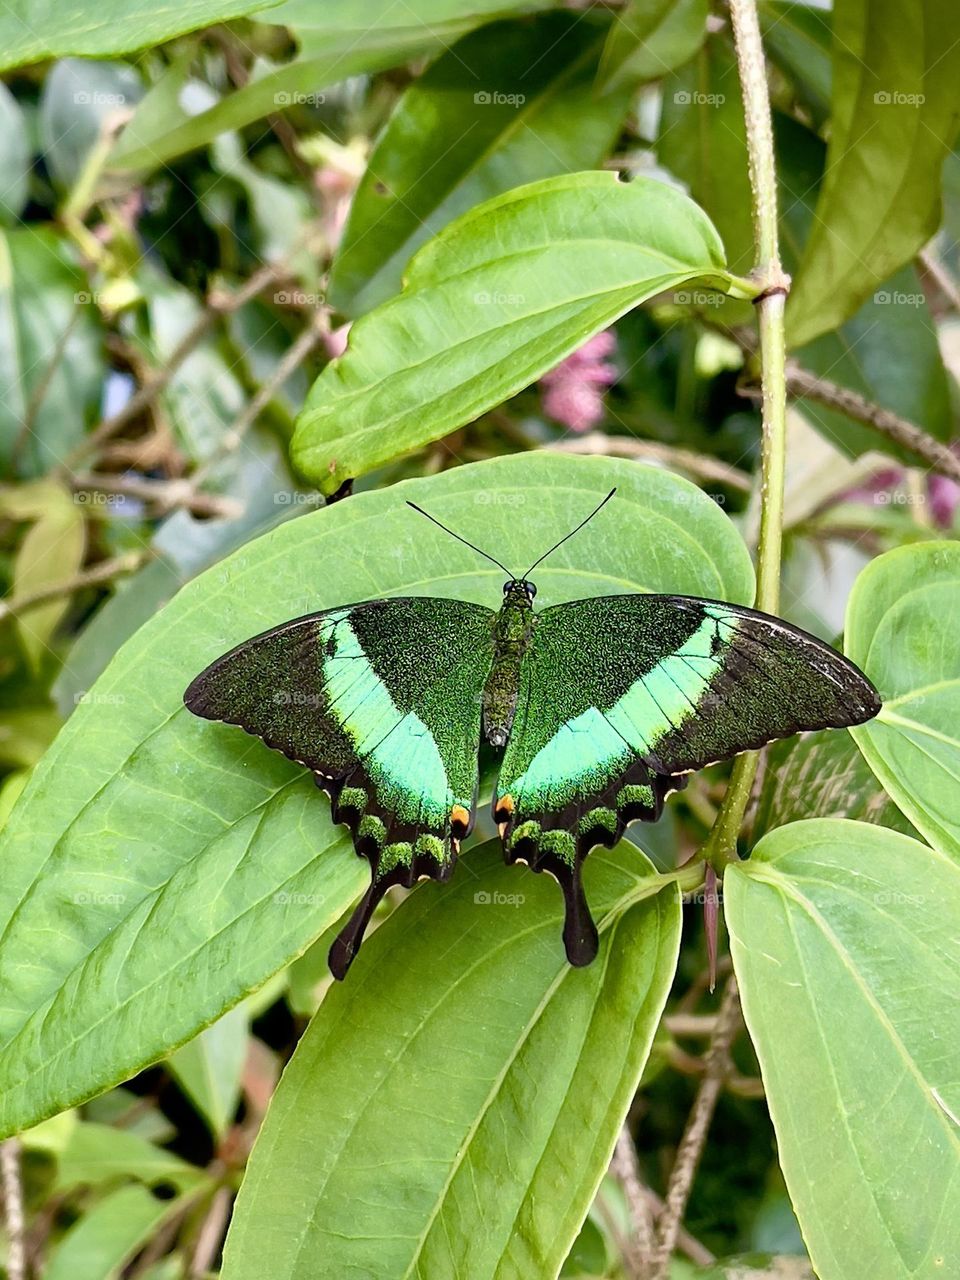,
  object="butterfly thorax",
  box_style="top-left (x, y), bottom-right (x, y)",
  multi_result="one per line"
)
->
top-left (482, 581), bottom-right (538, 748)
